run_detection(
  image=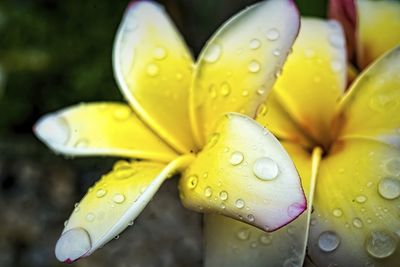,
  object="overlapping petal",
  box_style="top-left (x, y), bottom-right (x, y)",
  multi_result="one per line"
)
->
top-left (203, 141), bottom-right (315, 267)
top-left (308, 139), bottom-right (400, 267)
top-left (113, 1), bottom-right (196, 153)
top-left (34, 102), bottom-right (177, 162)
top-left (270, 18), bottom-right (346, 148)
top-left (55, 156), bottom-right (194, 263)
top-left (336, 46), bottom-right (400, 148)
top-left (179, 113), bottom-right (306, 231)
top-left (356, 0), bottom-right (400, 68)
top-left (189, 0), bottom-right (300, 146)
